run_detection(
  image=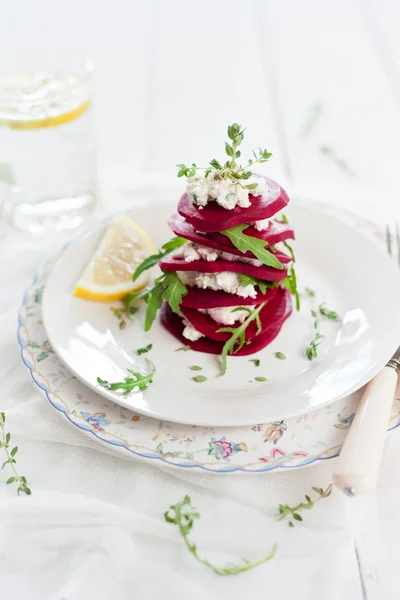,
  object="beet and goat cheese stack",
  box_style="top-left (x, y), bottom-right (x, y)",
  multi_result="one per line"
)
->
top-left (131, 124), bottom-right (299, 373)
